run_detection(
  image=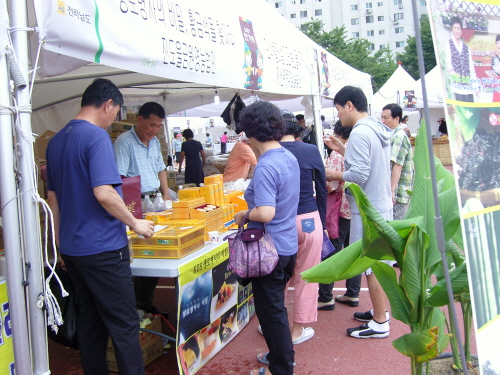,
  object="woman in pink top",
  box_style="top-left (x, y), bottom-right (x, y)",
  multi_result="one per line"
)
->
top-left (317, 120), bottom-right (361, 310)
top-left (220, 131), bottom-right (228, 154)
top-left (223, 128), bottom-right (257, 182)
